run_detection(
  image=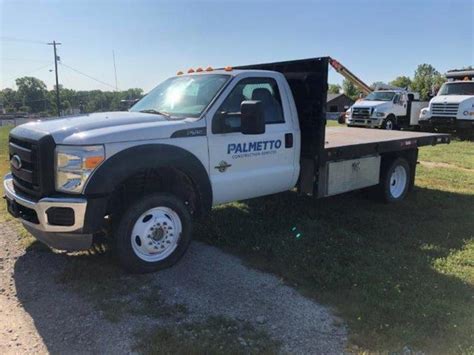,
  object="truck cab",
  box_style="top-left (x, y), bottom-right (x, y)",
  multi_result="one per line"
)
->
top-left (419, 70), bottom-right (474, 137)
top-left (4, 57), bottom-right (449, 273)
top-left (346, 89), bottom-right (427, 130)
